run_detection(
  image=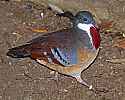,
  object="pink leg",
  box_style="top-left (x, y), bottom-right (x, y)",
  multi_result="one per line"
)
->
top-left (75, 75), bottom-right (93, 90)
